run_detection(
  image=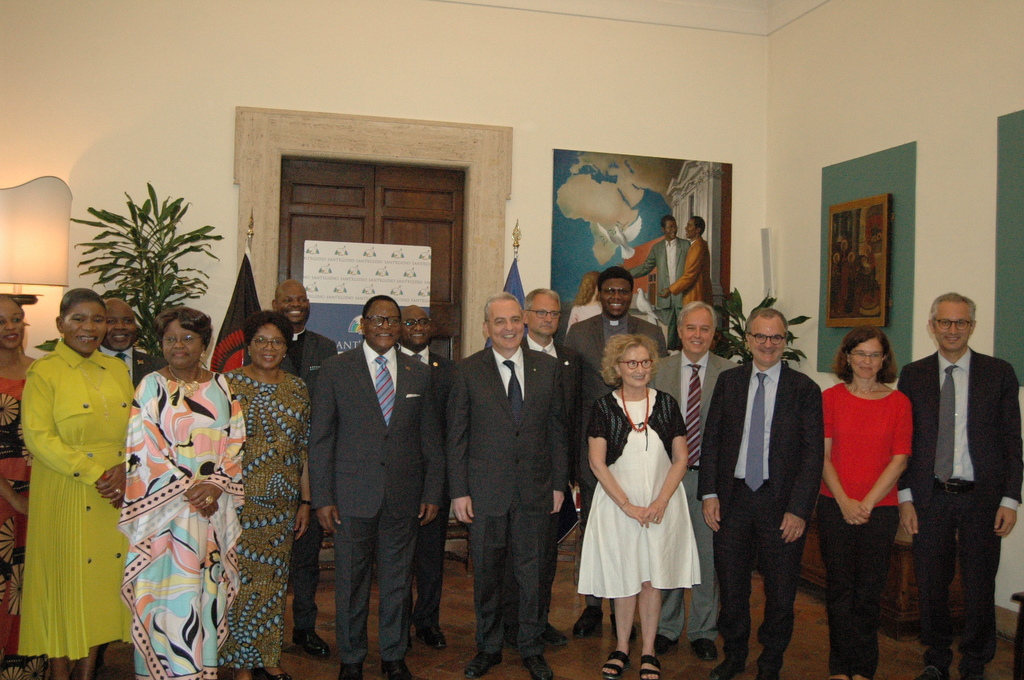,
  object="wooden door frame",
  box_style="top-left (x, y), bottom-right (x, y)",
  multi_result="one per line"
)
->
top-left (234, 106), bottom-right (512, 356)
